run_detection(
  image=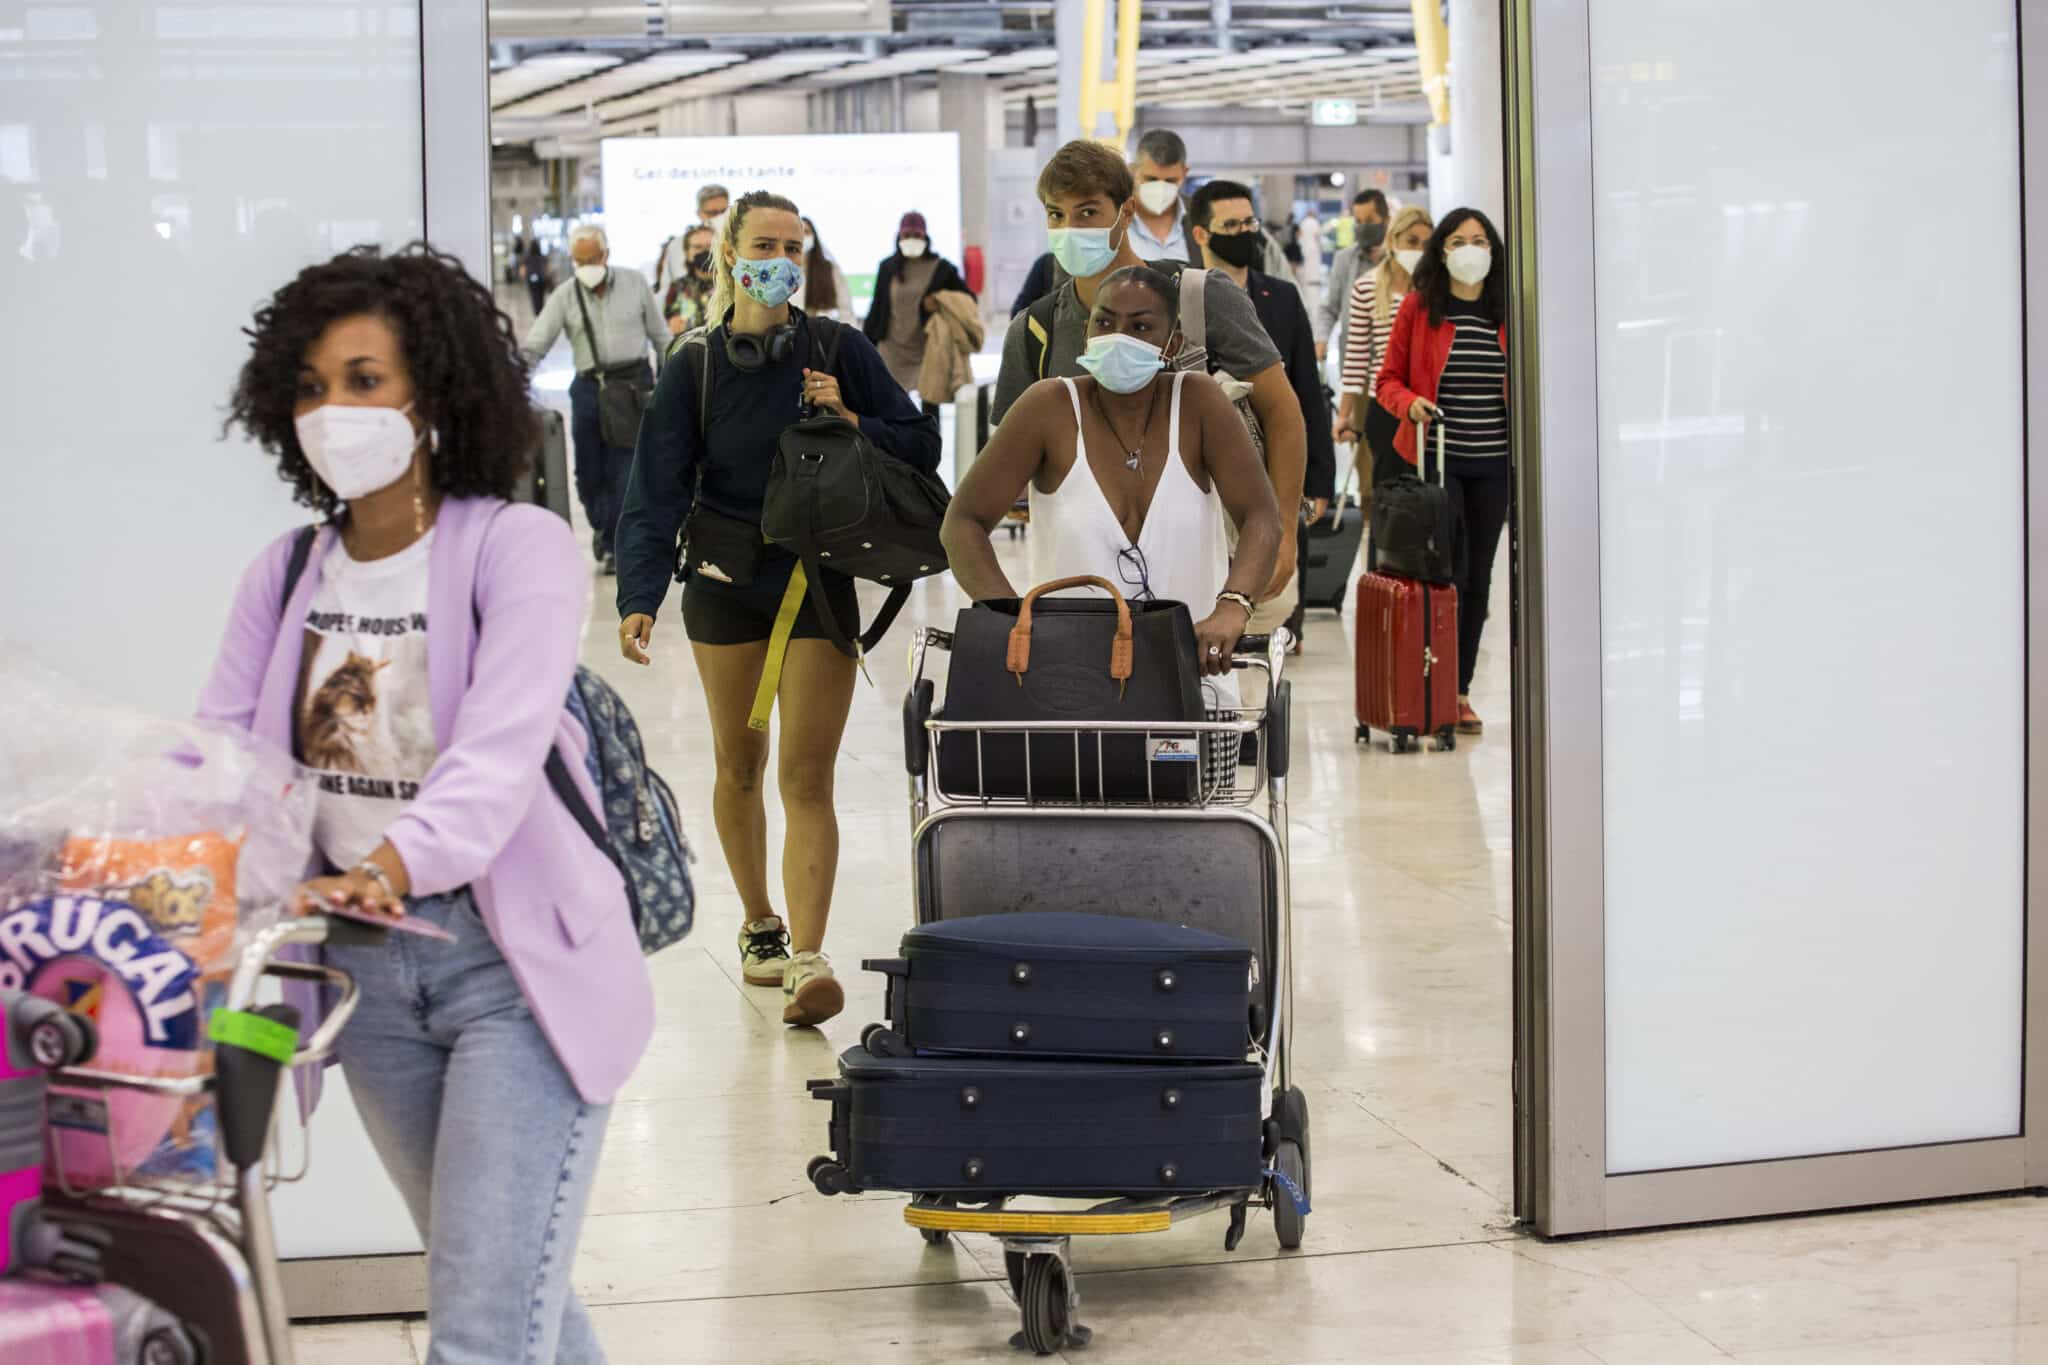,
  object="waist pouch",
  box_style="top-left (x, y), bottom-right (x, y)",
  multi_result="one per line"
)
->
top-left (678, 503), bottom-right (765, 588)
